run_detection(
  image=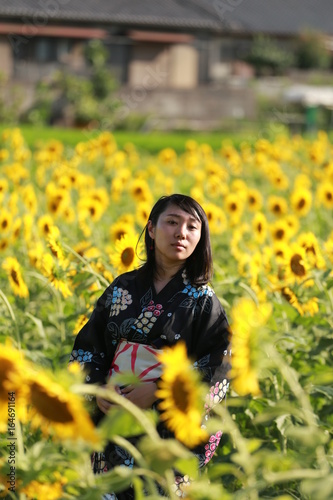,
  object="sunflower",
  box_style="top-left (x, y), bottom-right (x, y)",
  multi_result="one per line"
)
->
top-left (0, 178), bottom-right (9, 200)
top-left (28, 242), bottom-right (45, 270)
top-left (27, 371), bottom-right (100, 445)
top-left (270, 219), bottom-right (292, 243)
top-left (0, 343), bottom-right (29, 430)
top-left (109, 233), bottom-right (142, 274)
top-left (297, 232), bottom-right (326, 270)
top-left (224, 193), bottom-right (244, 225)
top-left (109, 220), bottom-right (135, 243)
top-left (252, 212), bottom-right (267, 244)
top-left (129, 178), bottom-right (153, 203)
top-left (156, 342), bottom-right (208, 448)
top-left (280, 244), bottom-right (310, 285)
top-left (316, 181), bottom-right (333, 209)
top-left (41, 254), bottom-right (73, 298)
top-left (77, 196), bottom-right (106, 223)
top-left (281, 286), bottom-right (304, 316)
top-left (20, 479), bottom-right (64, 500)
top-left (46, 186), bottom-right (70, 217)
top-left (294, 173), bottom-right (312, 190)
top-left (290, 187), bottom-right (312, 217)
top-left (302, 297), bottom-right (319, 316)
top-left (202, 202), bottom-right (227, 235)
top-left (230, 298), bottom-right (272, 396)
top-left (272, 240), bottom-right (290, 263)
top-left (73, 314), bottom-right (89, 336)
top-left (20, 184), bottom-right (38, 215)
top-left (284, 214), bottom-right (300, 238)
top-left (47, 231), bottom-right (68, 269)
top-left (267, 168), bottom-right (289, 190)
top-left (0, 238), bottom-right (9, 252)
top-left (247, 188), bottom-right (263, 212)
top-left (158, 148), bottom-right (177, 164)
top-left (11, 218), bottom-right (22, 242)
top-left (2, 257), bottom-right (29, 298)
top-left (0, 209), bottom-right (12, 234)
top-left (73, 241), bottom-right (101, 259)
top-left (267, 195), bottom-right (288, 217)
